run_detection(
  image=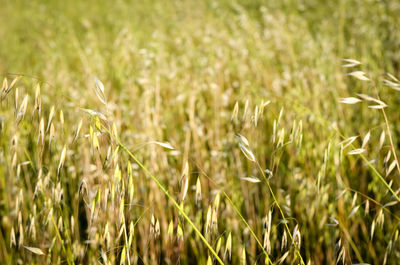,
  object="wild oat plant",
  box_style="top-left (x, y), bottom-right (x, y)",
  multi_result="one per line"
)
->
top-left (1, 1), bottom-right (400, 264)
